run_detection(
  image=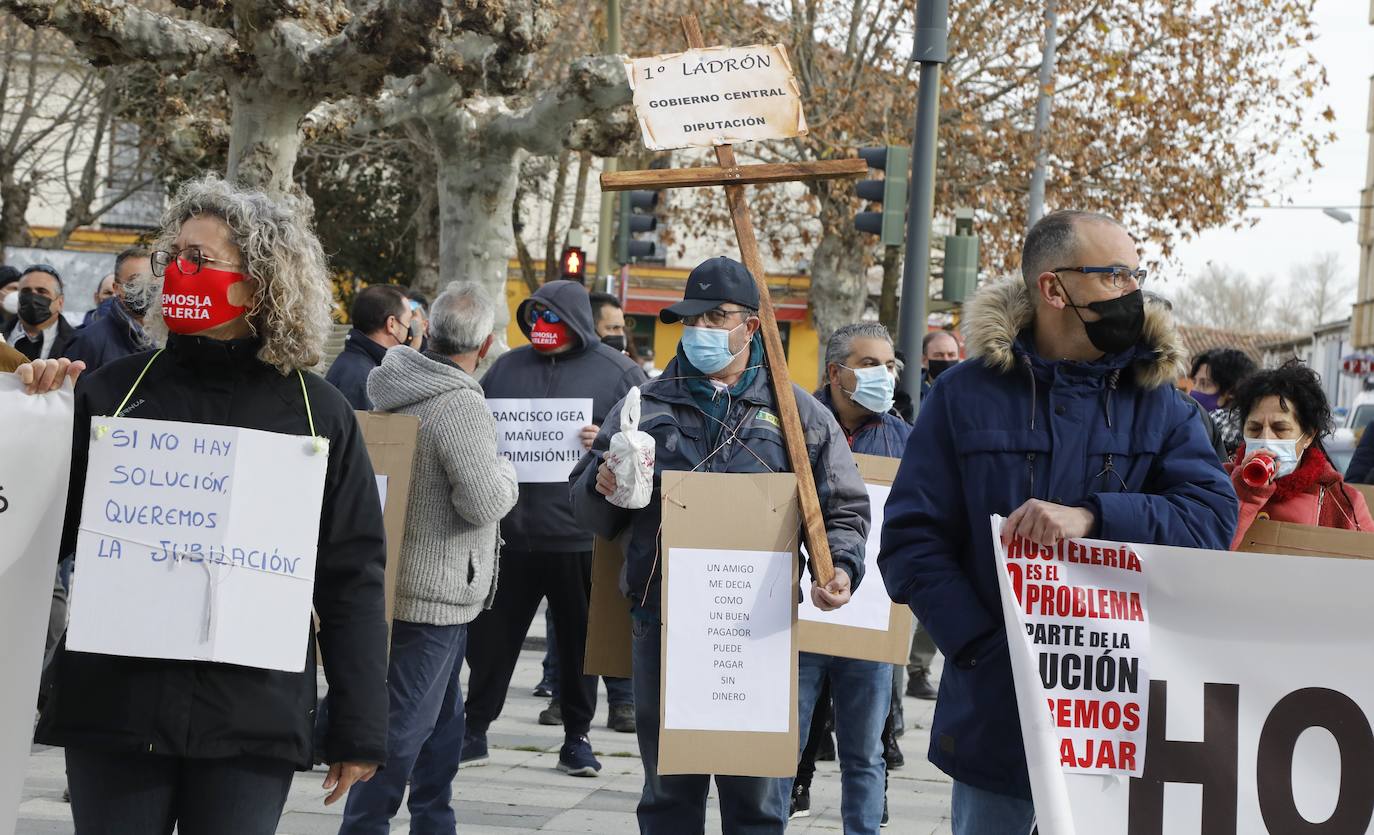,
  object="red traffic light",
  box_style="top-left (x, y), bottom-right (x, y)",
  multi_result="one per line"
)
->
top-left (560, 246), bottom-right (586, 282)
